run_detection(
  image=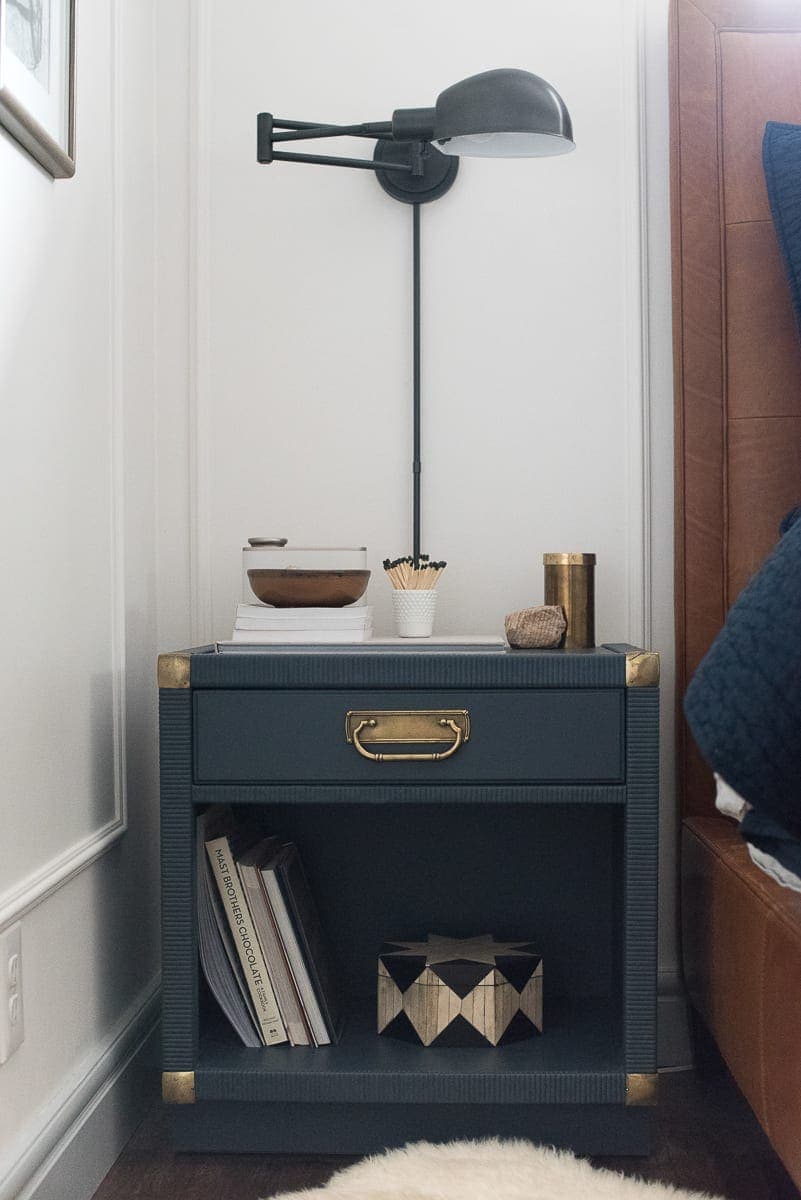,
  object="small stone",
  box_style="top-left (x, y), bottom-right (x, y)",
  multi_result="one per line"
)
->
top-left (505, 605), bottom-right (566, 649)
